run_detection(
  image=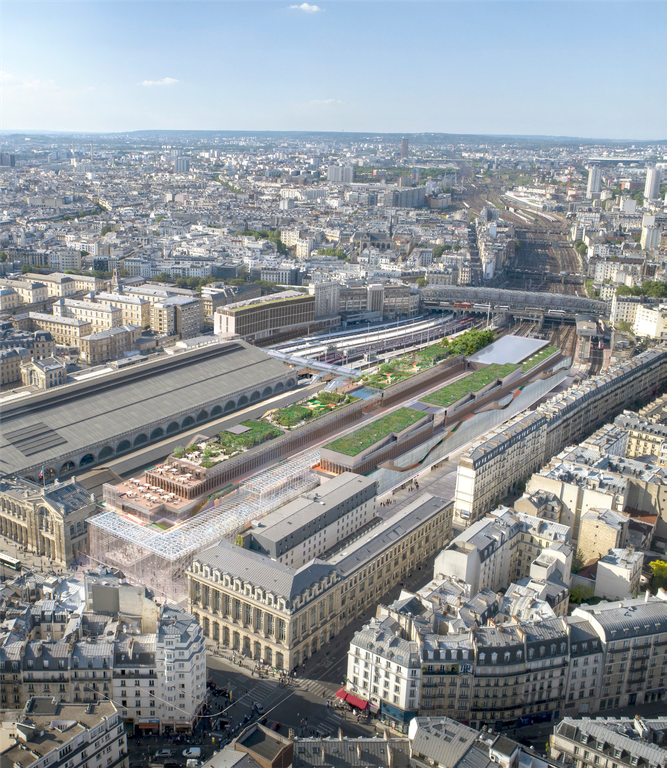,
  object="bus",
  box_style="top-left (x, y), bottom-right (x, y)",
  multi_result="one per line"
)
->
top-left (0, 553), bottom-right (21, 572)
